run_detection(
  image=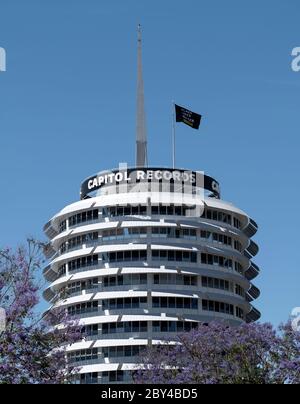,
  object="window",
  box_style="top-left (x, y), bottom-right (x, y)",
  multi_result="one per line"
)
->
top-left (67, 278), bottom-right (98, 295)
top-left (102, 322), bottom-right (148, 335)
top-left (64, 232), bottom-right (98, 253)
top-left (69, 254), bottom-right (98, 272)
top-left (152, 297), bottom-right (198, 310)
top-left (201, 253), bottom-right (241, 272)
top-left (68, 348), bottom-right (98, 364)
top-left (69, 209), bottom-right (98, 227)
top-left (151, 250), bottom-right (197, 264)
top-left (152, 321), bottom-right (198, 333)
top-left (236, 307), bottom-right (244, 319)
top-left (104, 250), bottom-right (147, 263)
top-left (68, 301), bottom-right (98, 316)
top-left (235, 284), bottom-right (245, 297)
top-left (102, 274), bottom-right (147, 287)
top-left (202, 300), bottom-right (234, 317)
top-left (80, 372), bottom-right (98, 384)
top-left (102, 345), bottom-right (143, 358)
top-left (102, 297), bottom-right (147, 310)
top-left (59, 220), bottom-right (67, 233)
top-left (82, 324), bottom-right (98, 337)
top-left (202, 209), bottom-right (233, 225)
top-left (153, 273), bottom-right (197, 286)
